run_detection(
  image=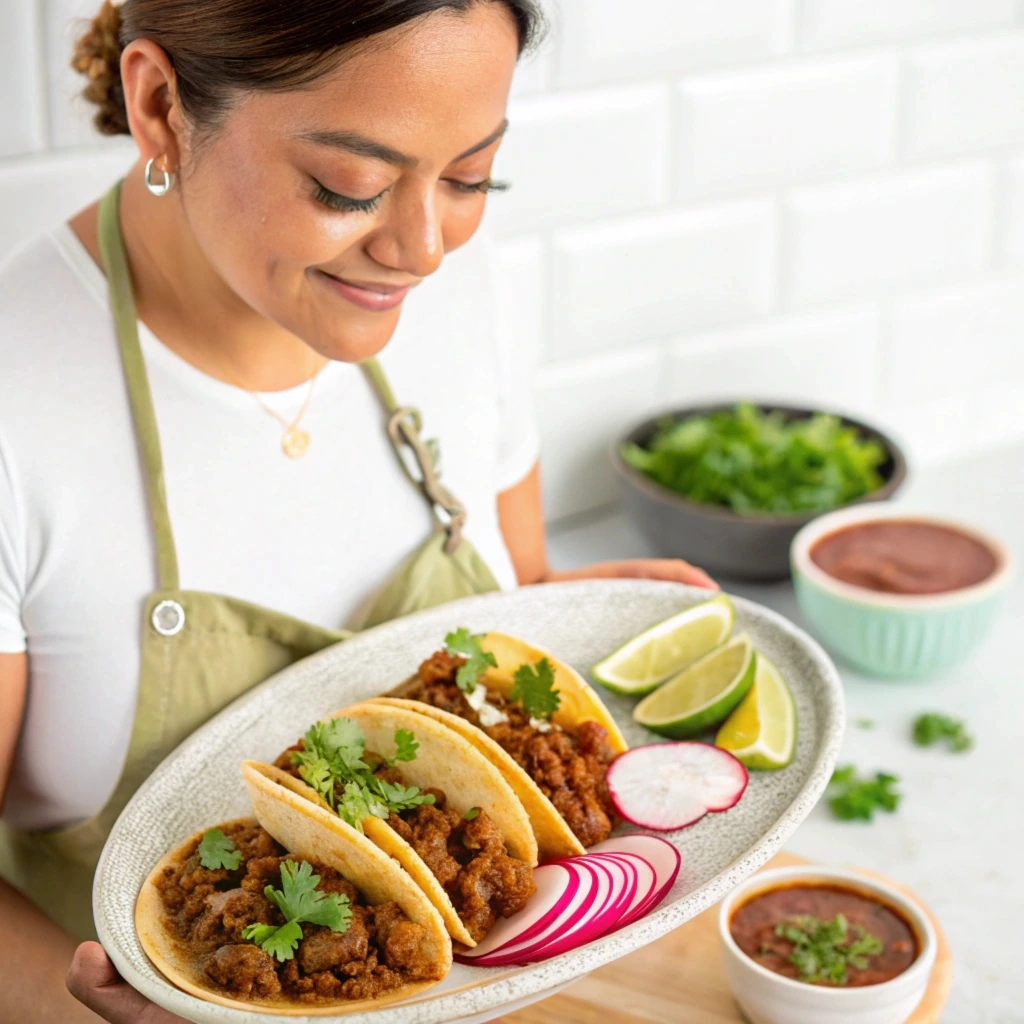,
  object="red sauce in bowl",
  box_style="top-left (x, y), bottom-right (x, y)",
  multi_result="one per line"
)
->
top-left (811, 520), bottom-right (998, 595)
top-left (730, 883), bottom-right (918, 987)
